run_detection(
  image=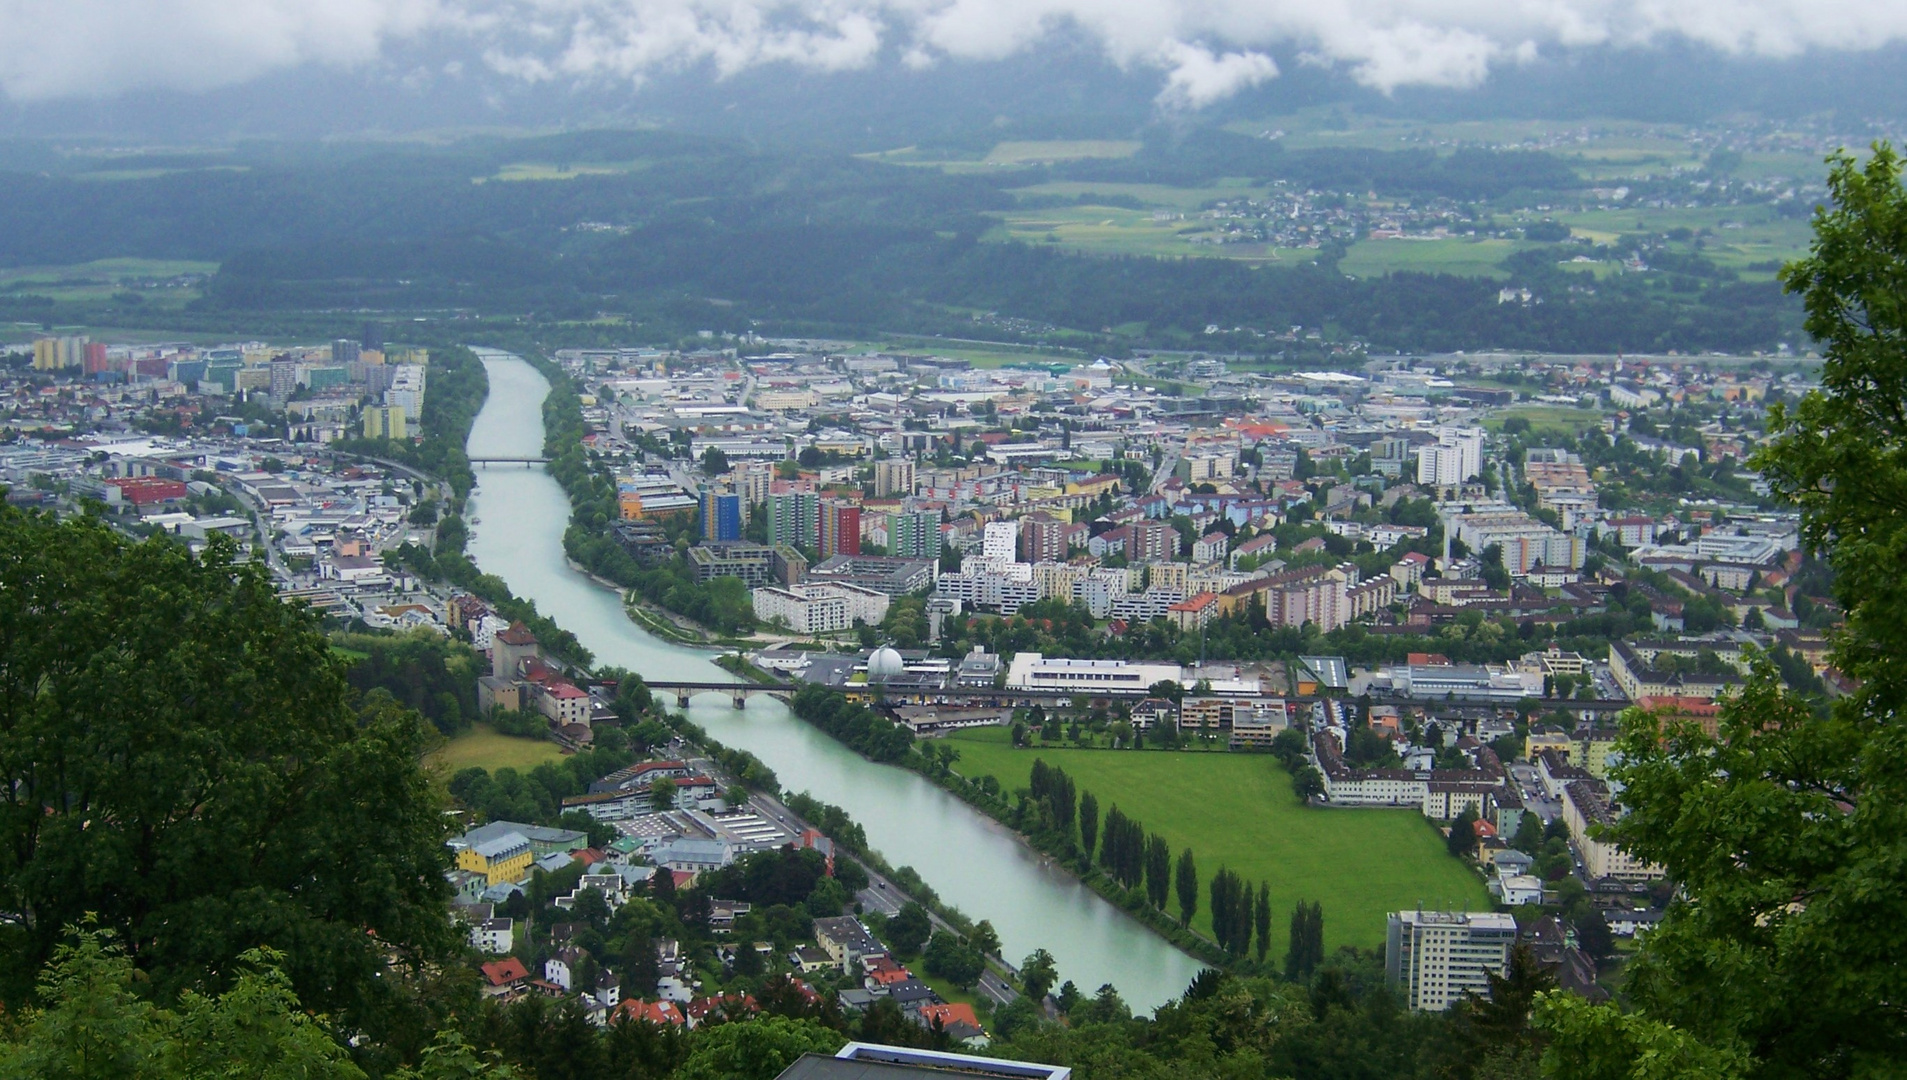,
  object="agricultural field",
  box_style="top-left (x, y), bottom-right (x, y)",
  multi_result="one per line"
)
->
top-left (945, 728), bottom-right (1489, 959)
top-left (1546, 206), bottom-right (1815, 281)
top-left (428, 723), bottom-right (567, 777)
top-left (0, 258), bottom-right (217, 306)
top-left (987, 201), bottom-right (1319, 264)
top-left (1338, 237), bottom-right (1521, 279)
top-left (984, 140), bottom-right (1141, 165)
top-left (482, 160), bottom-right (652, 182)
